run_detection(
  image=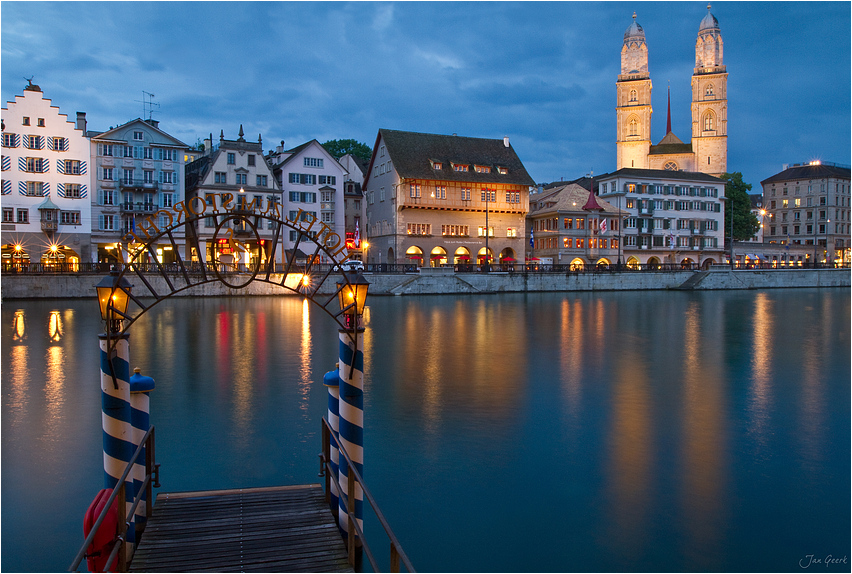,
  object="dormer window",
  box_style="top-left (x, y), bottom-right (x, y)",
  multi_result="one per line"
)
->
top-left (497, 166), bottom-right (508, 175)
top-left (452, 163), bottom-right (468, 172)
top-left (431, 160), bottom-right (443, 170)
top-left (474, 165), bottom-right (491, 174)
